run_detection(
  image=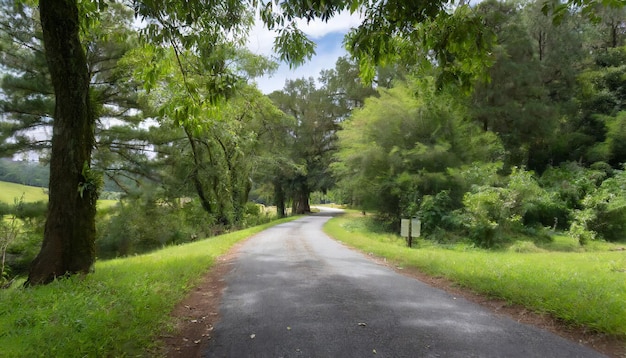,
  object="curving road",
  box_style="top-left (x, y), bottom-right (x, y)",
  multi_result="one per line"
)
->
top-left (203, 209), bottom-right (604, 358)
